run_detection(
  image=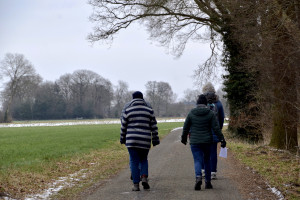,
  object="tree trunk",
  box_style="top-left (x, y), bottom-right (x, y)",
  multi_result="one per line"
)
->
top-left (4, 96), bottom-right (13, 123)
top-left (3, 81), bottom-right (17, 123)
top-left (270, 74), bottom-right (298, 151)
top-left (270, 32), bottom-right (298, 152)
